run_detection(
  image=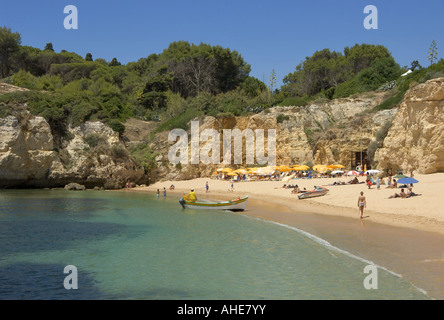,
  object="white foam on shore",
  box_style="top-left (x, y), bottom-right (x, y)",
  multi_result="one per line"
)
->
top-left (245, 215), bottom-right (430, 298)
